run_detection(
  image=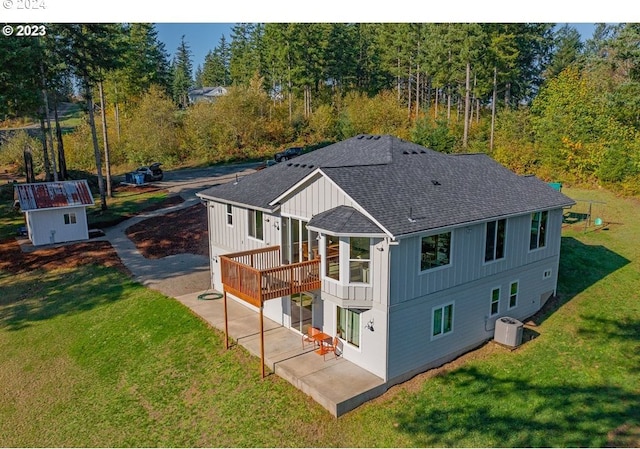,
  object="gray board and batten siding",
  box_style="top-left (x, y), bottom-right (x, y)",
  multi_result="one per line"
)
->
top-left (197, 134), bottom-right (575, 385)
top-left (385, 208), bottom-right (564, 383)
